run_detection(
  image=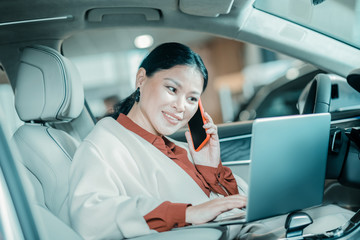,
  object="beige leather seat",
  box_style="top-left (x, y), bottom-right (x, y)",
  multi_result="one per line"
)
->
top-left (0, 83), bottom-right (23, 140)
top-left (12, 45), bottom-right (84, 239)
